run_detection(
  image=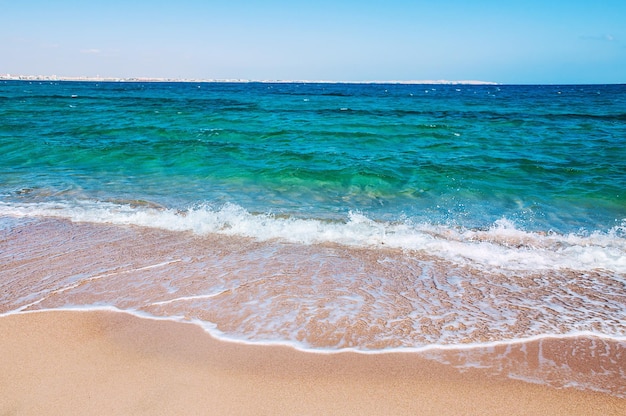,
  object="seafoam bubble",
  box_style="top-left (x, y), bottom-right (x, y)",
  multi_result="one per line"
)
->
top-left (1, 201), bottom-right (625, 274)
